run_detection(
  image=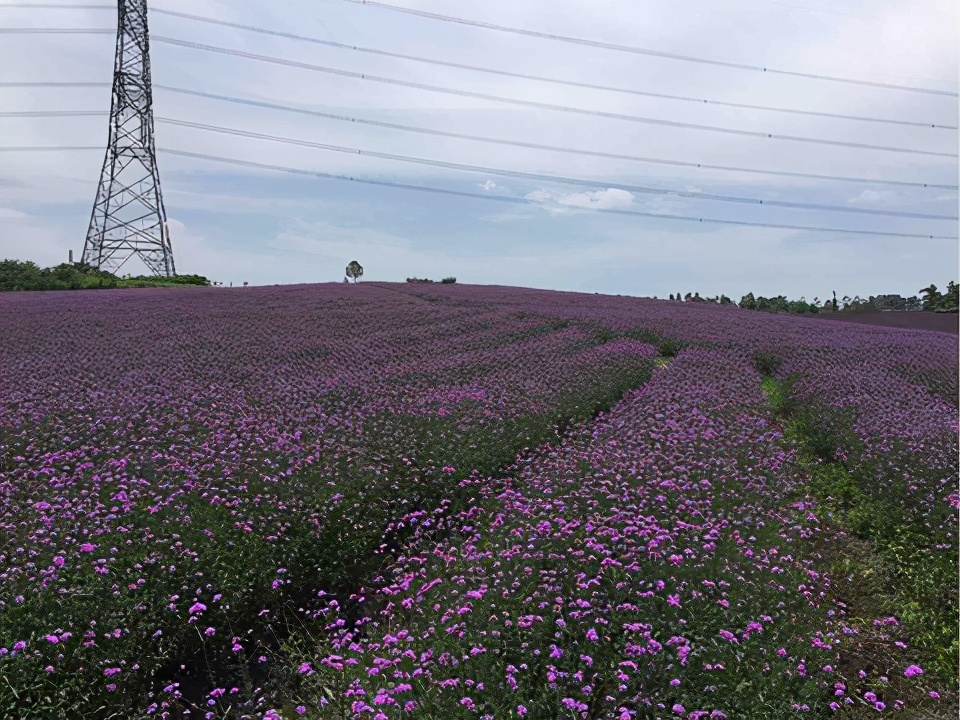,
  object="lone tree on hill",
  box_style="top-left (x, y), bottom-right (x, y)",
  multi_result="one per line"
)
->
top-left (345, 260), bottom-right (363, 283)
